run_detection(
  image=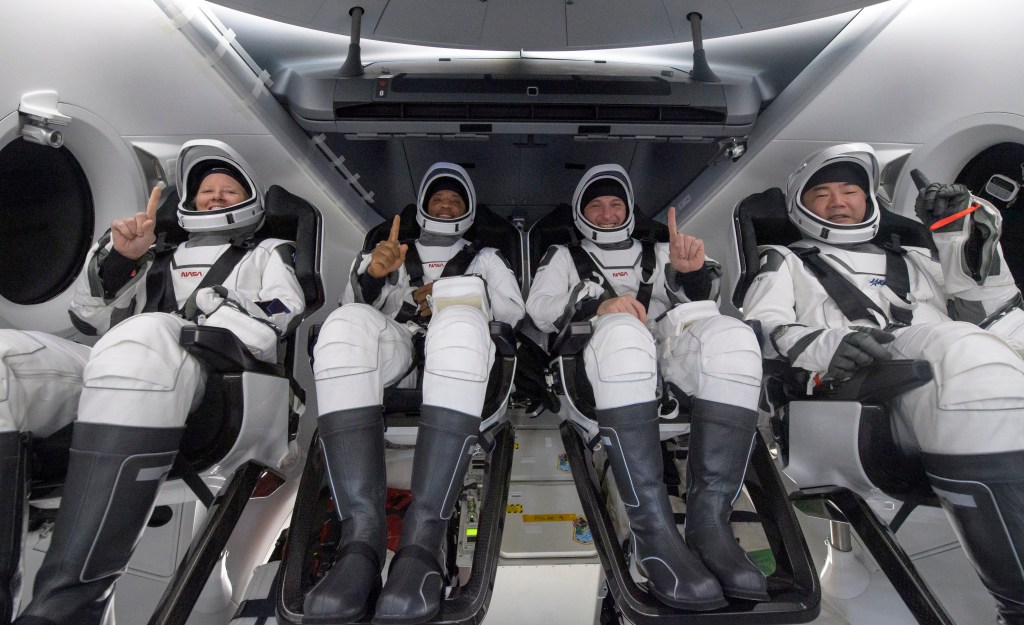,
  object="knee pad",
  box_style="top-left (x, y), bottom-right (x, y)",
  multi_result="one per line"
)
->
top-left (986, 306), bottom-right (1024, 353)
top-left (924, 322), bottom-right (1024, 411)
top-left (661, 315), bottom-right (761, 406)
top-left (585, 314), bottom-right (657, 385)
top-left (84, 314), bottom-right (191, 392)
top-left (313, 304), bottom-right (389, 381)
top-left (691, 316), bottom-right (763, 387)
top-left (425, 306), bottom-right (492, 382)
